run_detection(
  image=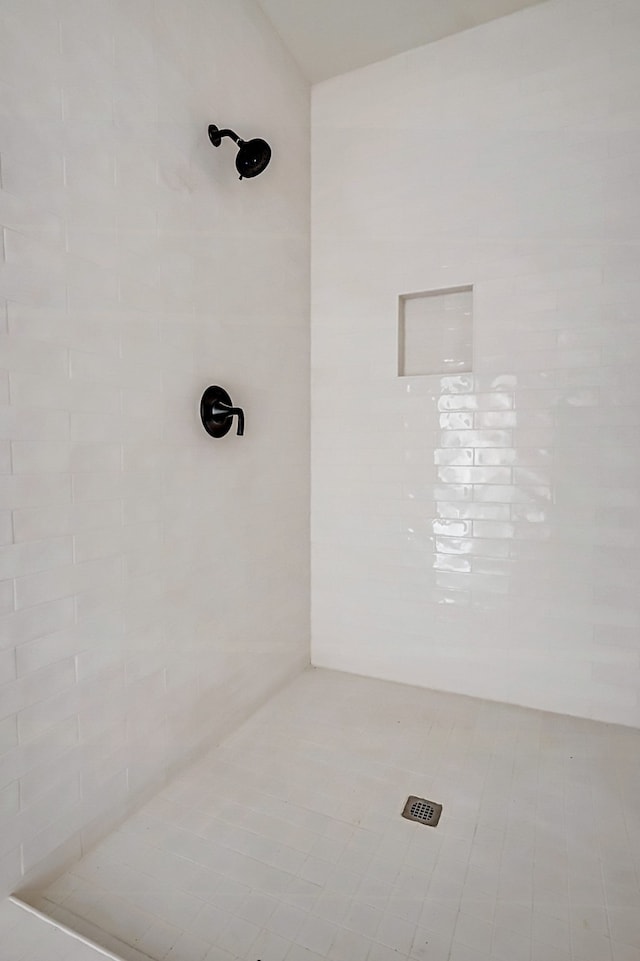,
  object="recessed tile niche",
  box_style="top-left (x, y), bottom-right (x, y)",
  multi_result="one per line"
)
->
top-left (398, 285), bottom-right (473, 376)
